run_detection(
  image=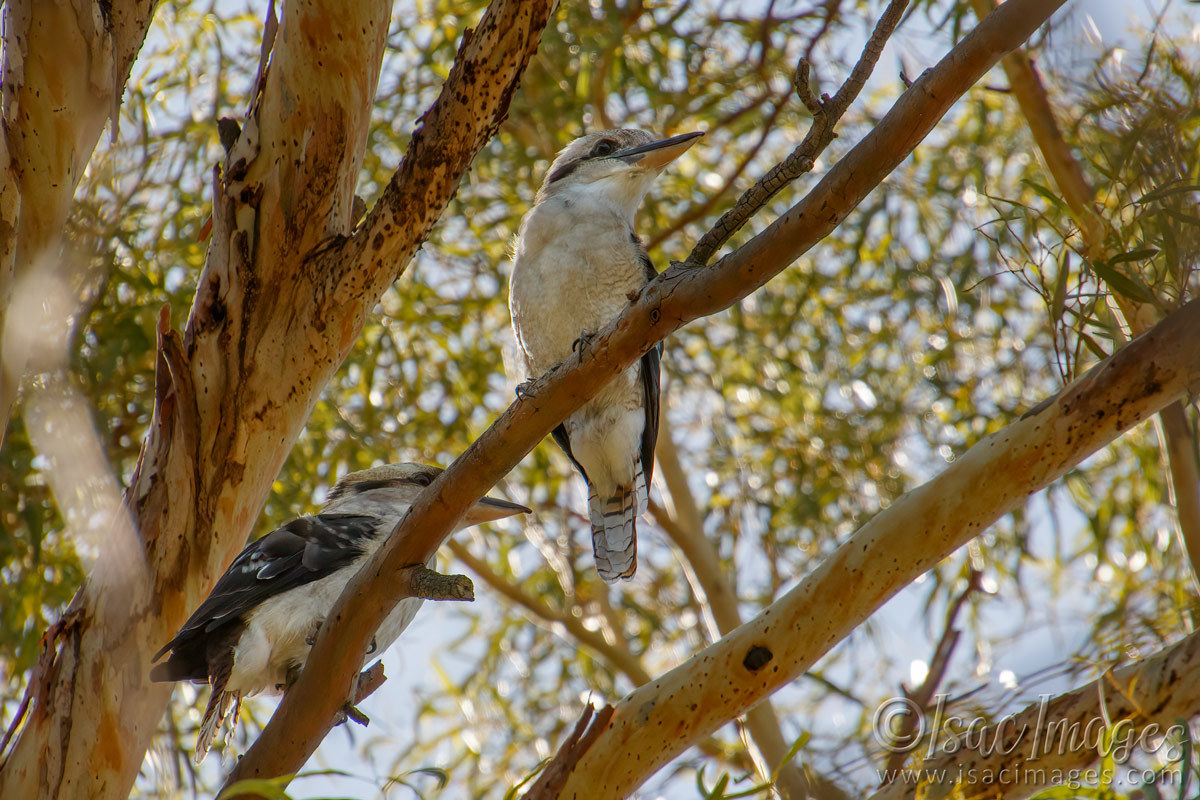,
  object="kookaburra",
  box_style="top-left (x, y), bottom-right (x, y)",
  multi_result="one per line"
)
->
top-left (150, 463), bottom-right (528, 762)
top-left (508, 129), bottom-right (701, 582)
